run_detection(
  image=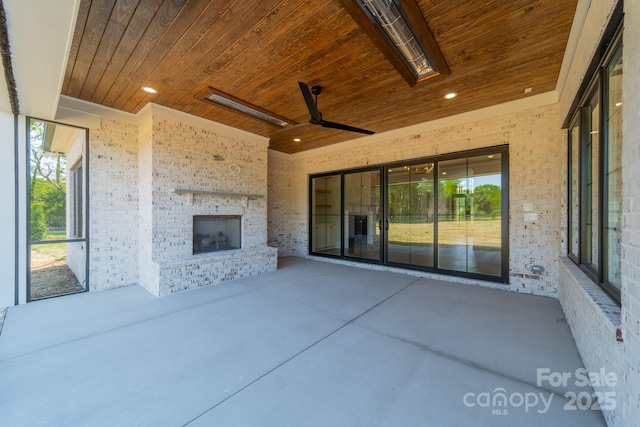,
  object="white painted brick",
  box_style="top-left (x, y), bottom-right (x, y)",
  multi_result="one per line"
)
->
top-left (268, 104), bottom-right (564, 297)
top-left (621, 1), bottom-right (640, 423)
top-left (137, 112), bottom-right (274, 295)
top-left (89, 118), bottom-right (140, 292)
top-left (156, 247), bottom-right (278, 296)
top-left (87, 109), bottom-right (277, 297)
